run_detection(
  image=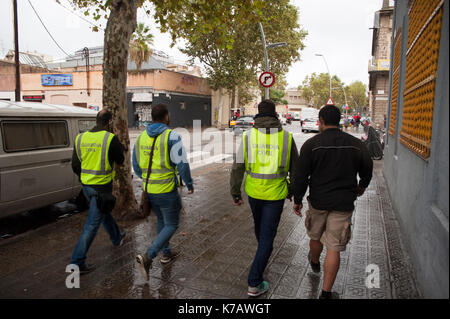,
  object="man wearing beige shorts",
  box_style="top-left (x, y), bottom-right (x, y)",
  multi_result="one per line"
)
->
top-left (292, 105), bottom-right (373, 299)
